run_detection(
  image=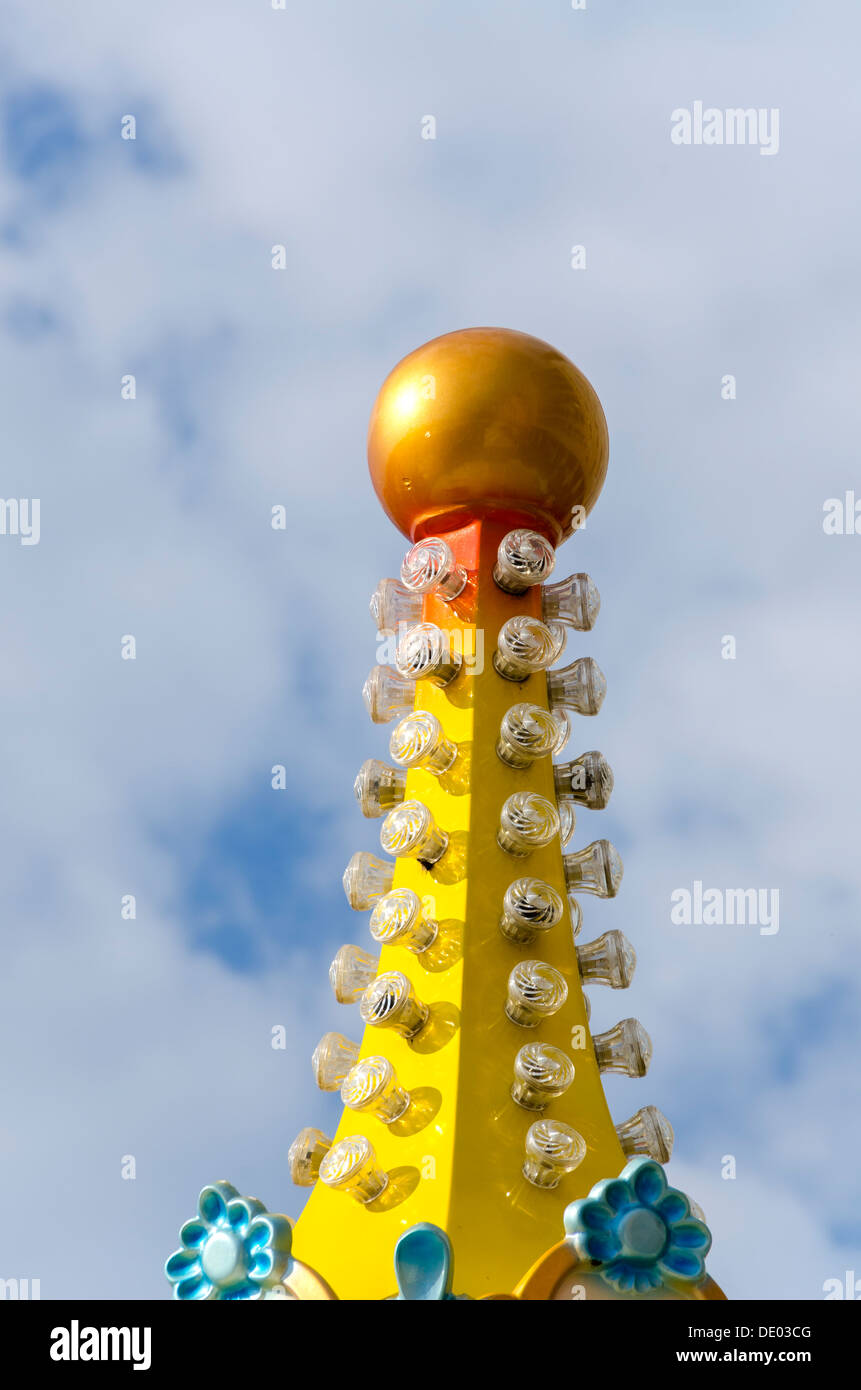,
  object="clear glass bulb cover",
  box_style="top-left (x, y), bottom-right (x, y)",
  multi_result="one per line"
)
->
top-left (569, 894), bottom-right (583, 941)
top-left (493, 529), bottom-right (556, 594)
top-left (562, 838), bottom-right (624, 898)
top-left (359, 970), bottom-right (429, 1039)
top-left (576, 930), bottom-right (637, 989)
top-left (341, 1055), bottom-right (411, 1123)
top-left (500, 877), bottom-right (564, 945)
top-left (389, 710), bottom-right (457, 775)
top-left (553, 750), bottom-right (615, 810)
top-left (551, 709), bottom-right (571, 754)
top-left (593, 1017), bottom-right (653, 1077)
top-left (287, 1126), bottom-right (332, 1187)
top-left (558, 799), bottom-right (577, 848)
top-left (370, 578), bottom-right (422, 632)
top-left (512, 1042), bottom-right (575, 1110)
top-left (311, 1031), bottom-right (360, 1091)
top-left (498, 792), bottom-right (560, 857)
top-left (400, 537), bottom-right (466, 600)
top-left (505, 959), bottom-right (568, 1027)
top-left (362, 665), bottom-right (415, 724)
top-left (496, 703), bottom-right (560, 769)
top-left (318, 1135), bottom-right (388, 1203)
top-left (380, 799), bottom-right (448, 866)
top-left (542, 572), bottom-right (601, 631)
top-left (493, 616), bottom-right (566, 682)
top-left (547, 657), bottom-right (606, 716)
top-left (342, 851), bottom-right (395, 910)
top-left (328, 944), bottom-right (380, 1003)
top-left (523, 1119), bottom-right (587, 1189)
top-left (395, 623), bottom-right (462, 686)
top-left (616, 1105), bottom-right (675, 1164)
top-left (369, 887), bottom-right (438, 952)
top-left (354, 759), bottom-right (407, 818)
